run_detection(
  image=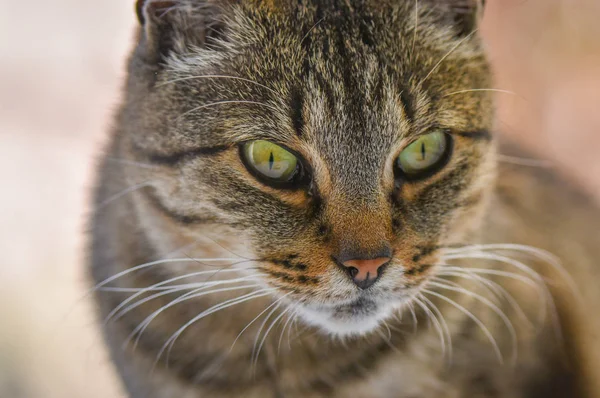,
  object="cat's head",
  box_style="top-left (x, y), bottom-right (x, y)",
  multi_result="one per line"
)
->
top-left (123, 0), bottom-right (495, 336)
